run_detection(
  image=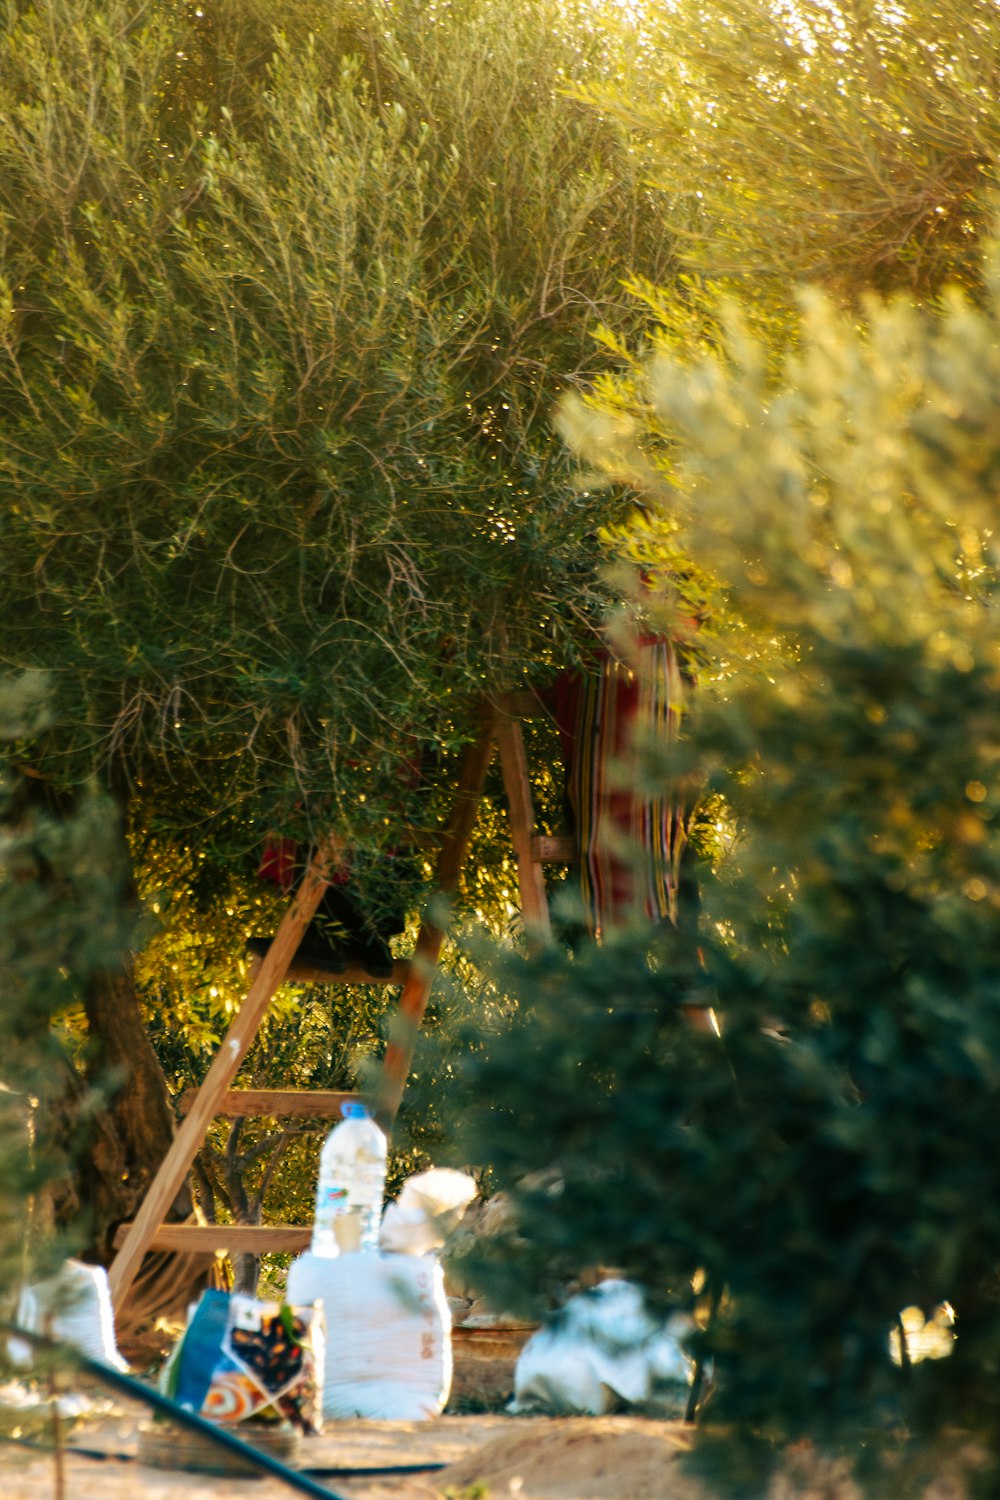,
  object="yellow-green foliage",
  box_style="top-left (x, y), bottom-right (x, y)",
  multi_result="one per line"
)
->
top-left (604, 0), bottom-right (1000, 307)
